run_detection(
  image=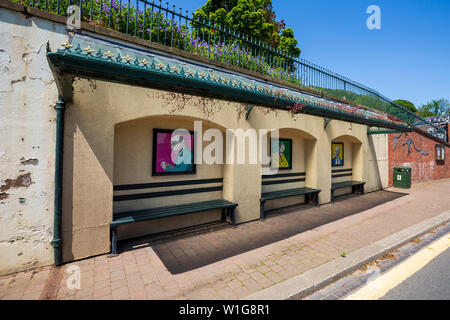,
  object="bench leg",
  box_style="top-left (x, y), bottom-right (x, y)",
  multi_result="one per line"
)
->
top-left (230, 207), bottom-right (236, 226)
top-left (221, 208), bottom-right (226, 222)
top-left (331, 189), bottom-right (334, 203)
top-left (110, 227), bottom-right (118, 256)
top-left (260, 201), bottom-right (265, 220)
top-left (315, 193), bottom-right (320, 207)
top-left (360, 184), bottom-right (365, 195)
